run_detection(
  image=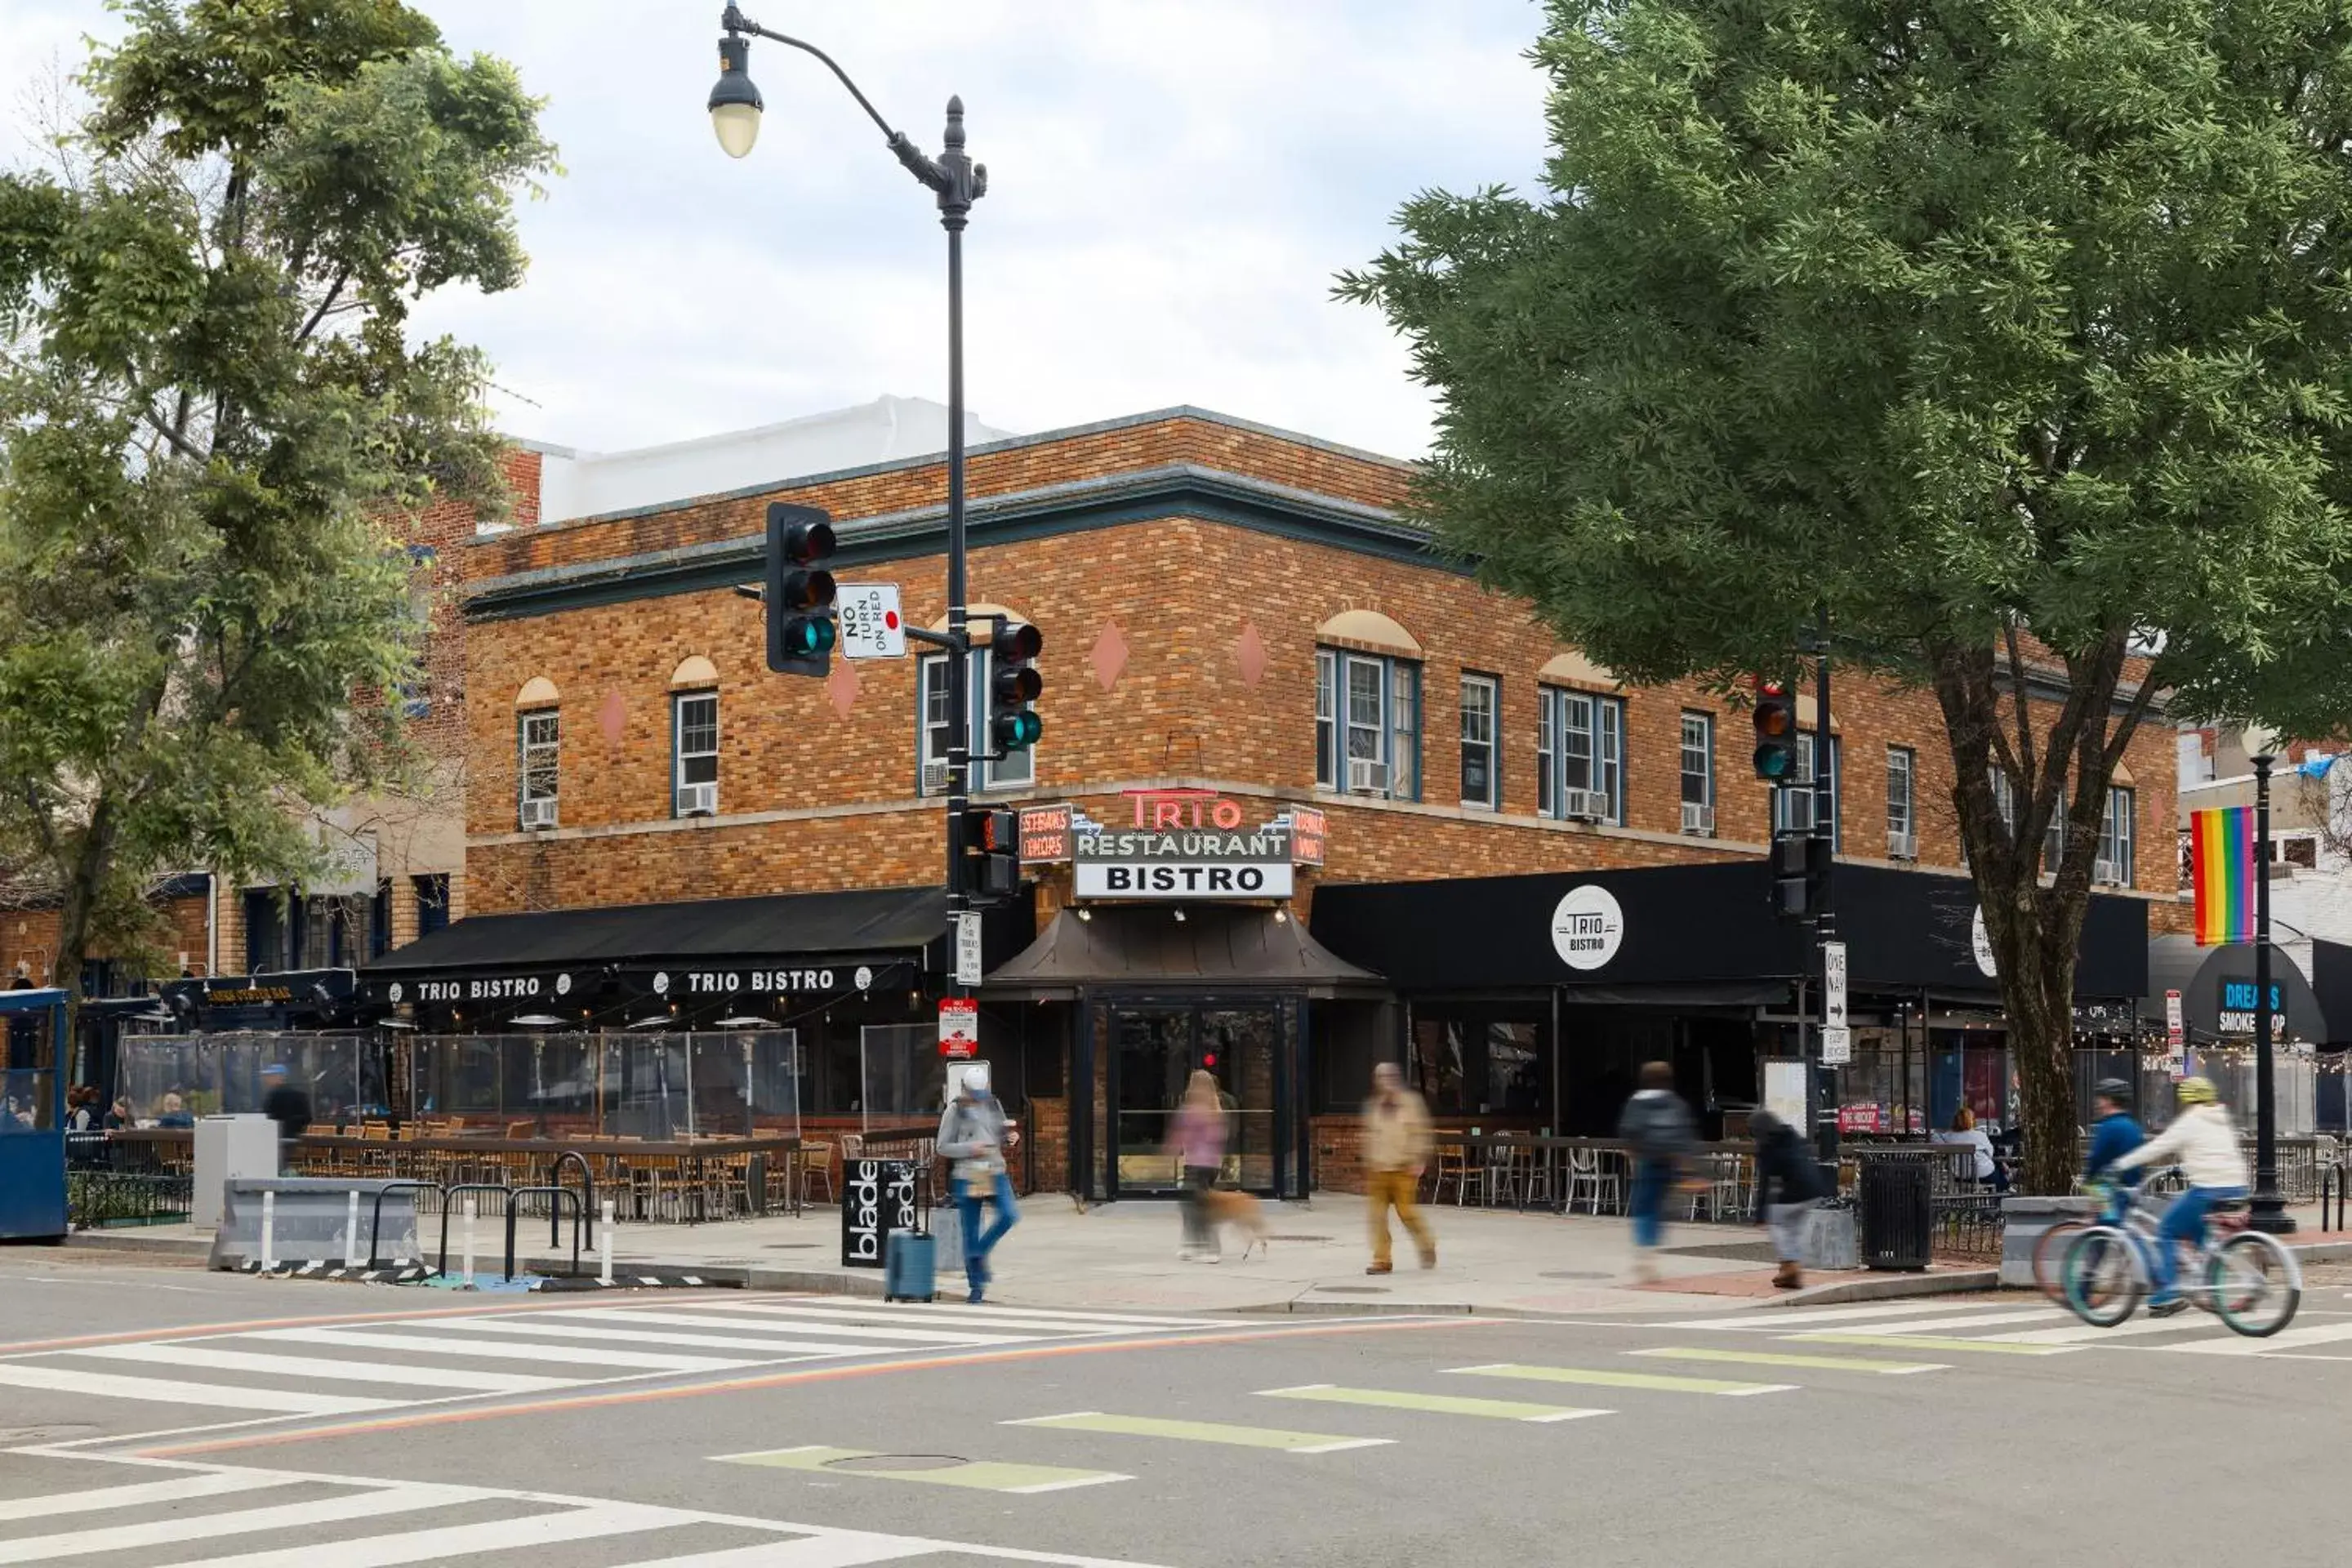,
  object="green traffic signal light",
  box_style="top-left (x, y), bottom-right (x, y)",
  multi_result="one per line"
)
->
top-left (994, 710), bottom-right (1042, 751)
top-left (780, 617), bottom-right (836, 657)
